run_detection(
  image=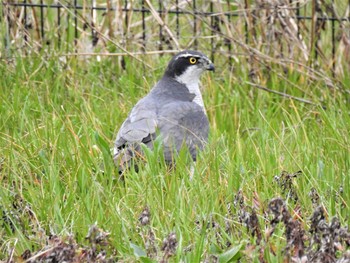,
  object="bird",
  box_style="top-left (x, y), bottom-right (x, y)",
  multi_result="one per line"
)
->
top-left (113, 50), bottom-right (214, 172)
